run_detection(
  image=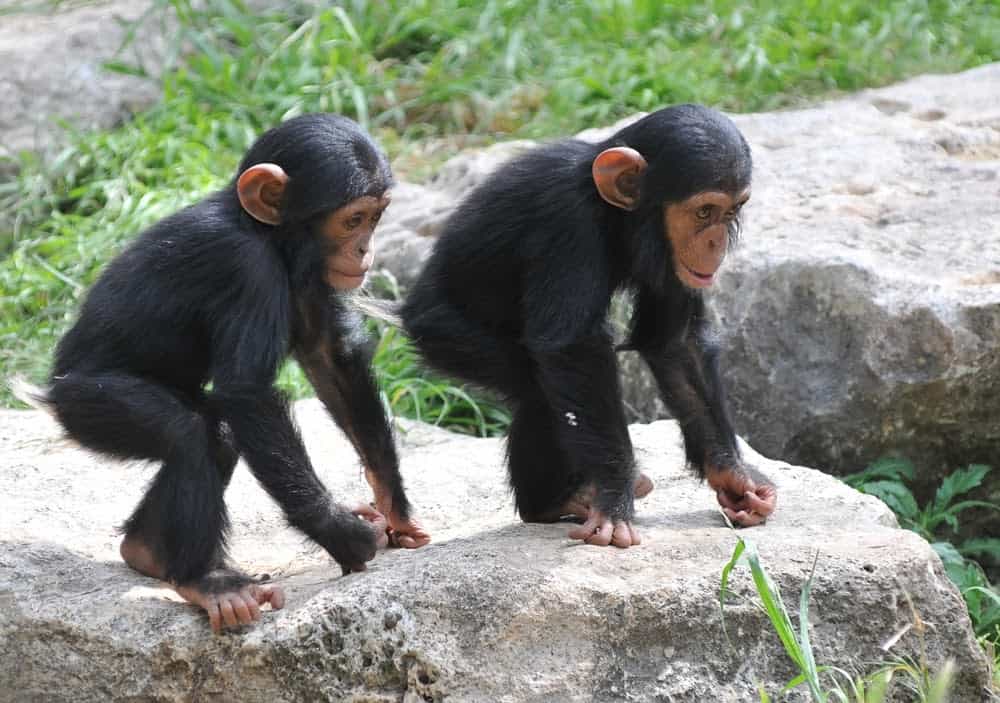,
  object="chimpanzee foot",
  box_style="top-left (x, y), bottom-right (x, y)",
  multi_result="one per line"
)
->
top-left (567, 507), bottom-right (642, 548)
top-left (120, 535), bottom-right (285, 632)
top-left (535, 472), bottom-right (654, 523)
top-left (175, 572), bottom-right (285, 633)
